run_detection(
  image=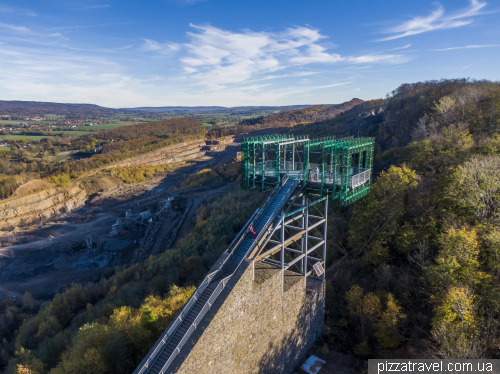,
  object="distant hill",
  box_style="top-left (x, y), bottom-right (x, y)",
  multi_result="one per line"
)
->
top-left (0, 100), bottom-right (116, 116)
top-left (238, 98), bottom-right (364, 127)
top-left (122, 106), bottom-right (228, 112)
top-left (120, 104), bottom-right (334, 112)
top-left (0, 100), bottom-right (115, 115)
